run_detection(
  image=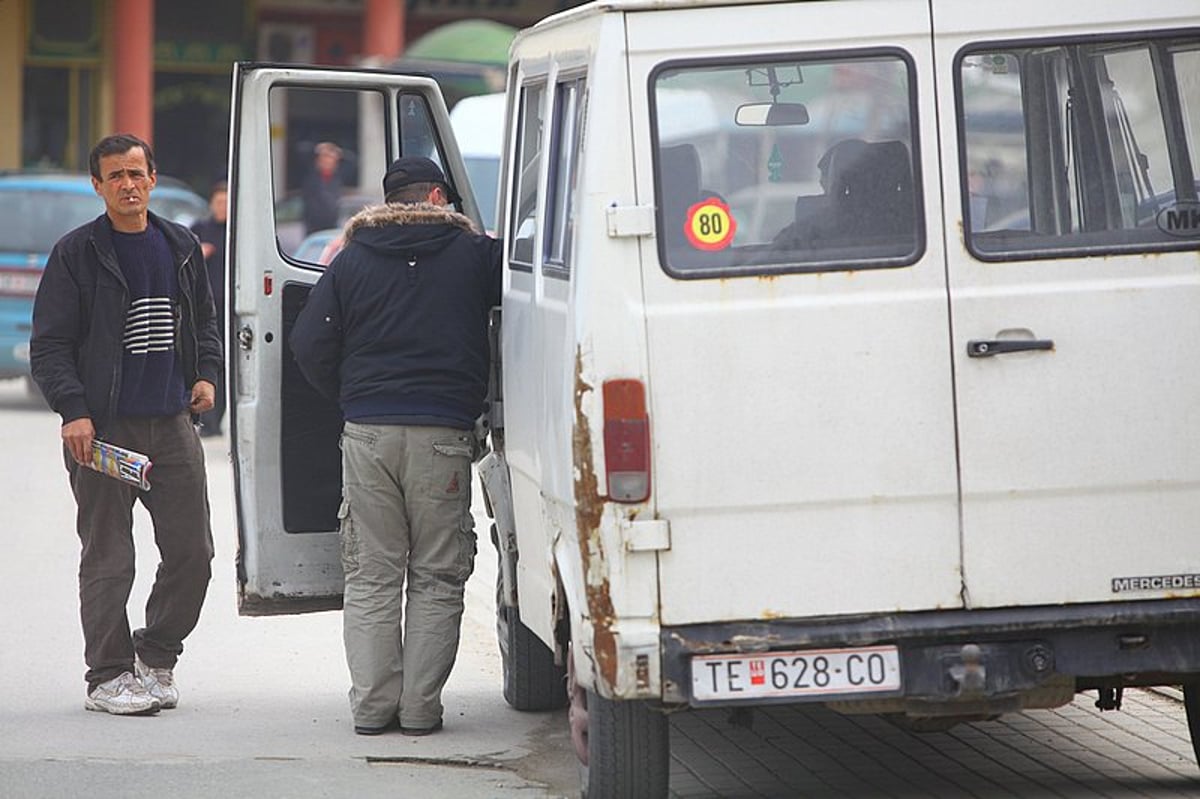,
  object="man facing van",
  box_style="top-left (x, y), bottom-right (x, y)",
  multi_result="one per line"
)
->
top-left (290, 156), bottom-right (502, 735)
